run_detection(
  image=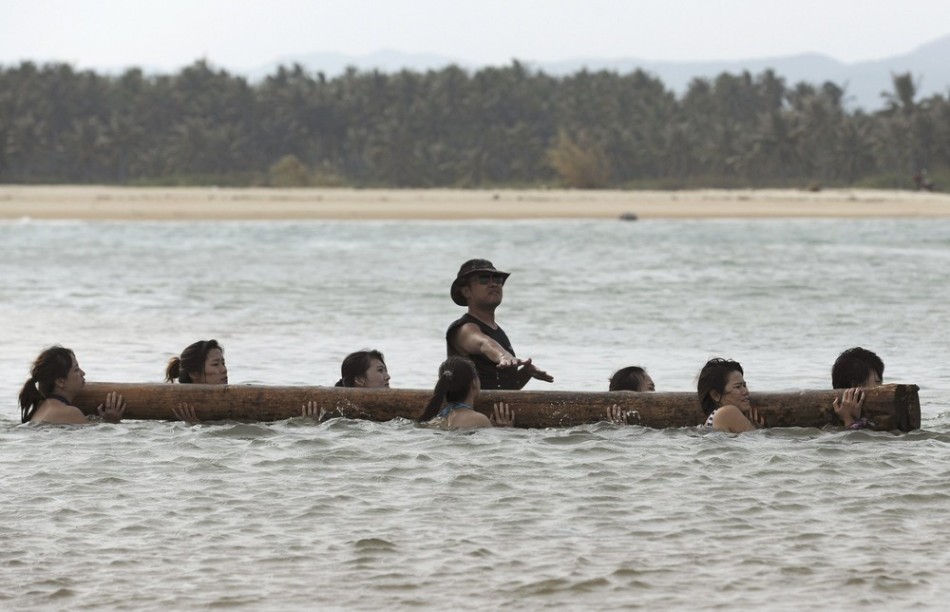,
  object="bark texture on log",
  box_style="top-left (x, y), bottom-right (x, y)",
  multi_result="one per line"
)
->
top-left (73, 383), bottom-right (920, 432)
